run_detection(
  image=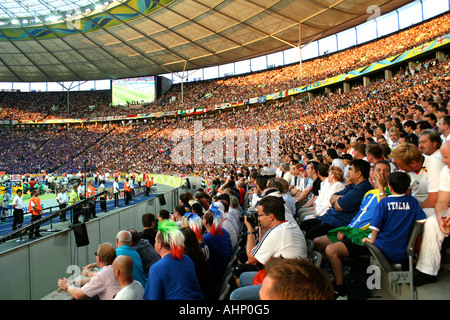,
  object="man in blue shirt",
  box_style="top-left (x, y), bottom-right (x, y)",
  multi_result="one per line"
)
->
top-left (143, 220), bottom-right (203, 300)
top-left (115, 230), bottom-right (147, 288)
top-left (300, 159), bottom-right (373, 240)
